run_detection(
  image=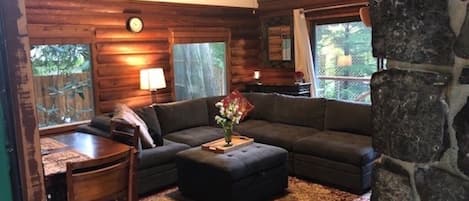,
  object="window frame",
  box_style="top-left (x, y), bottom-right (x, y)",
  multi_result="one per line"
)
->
top-left (29, 42), bottom-right (96, 135)
top-left (309, 16), bottom-right (375, 103)
top-left (169, 28), bottom-right (231, 101)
